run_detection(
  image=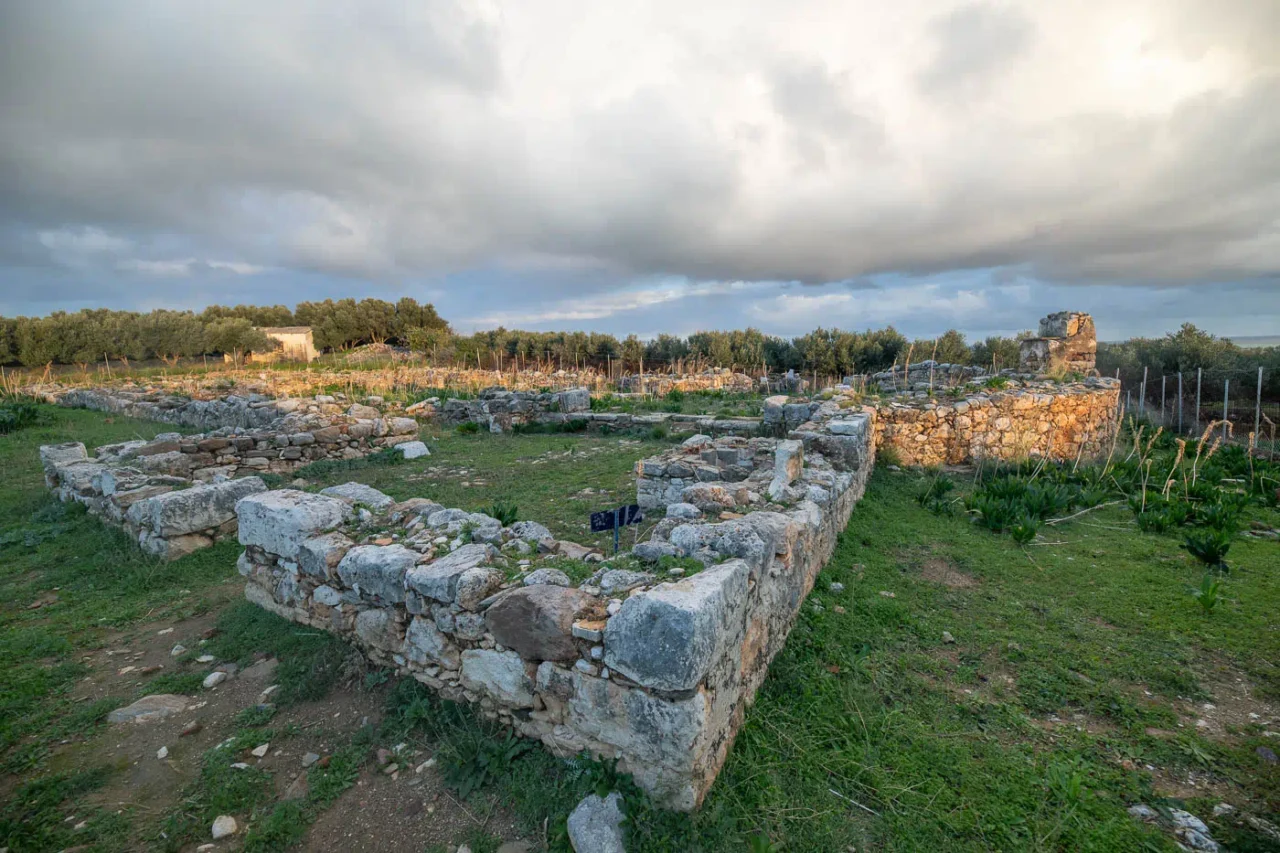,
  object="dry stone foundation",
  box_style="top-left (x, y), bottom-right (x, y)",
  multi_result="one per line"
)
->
top-left (235, 403), bottom-right (876, 810)
top-left (37, 389), bottom-right (421, 559)
top-left (875, 377), bottom-right (1121, 467)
